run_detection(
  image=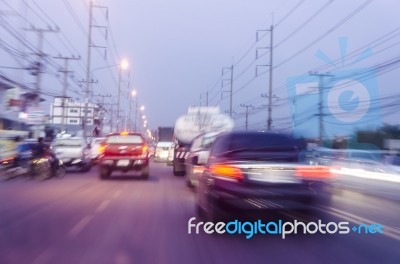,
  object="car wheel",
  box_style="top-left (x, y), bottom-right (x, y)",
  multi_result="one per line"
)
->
top-left (186, 174), bottom-right (194, 188)
top-left (56, 166), bottom-right (66, 179)
top-left (173, 163), bottom-right (184, 176)
top-left (141, 165), bottom-right (150, 179)
top-left (99, 167), bottom-right (111, 179)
